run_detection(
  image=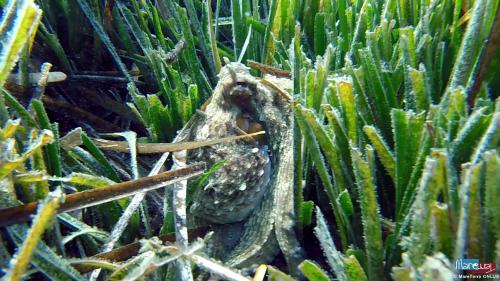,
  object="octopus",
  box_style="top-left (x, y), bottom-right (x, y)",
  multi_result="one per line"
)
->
top-left (173, 61), bottom-right (303, 275)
